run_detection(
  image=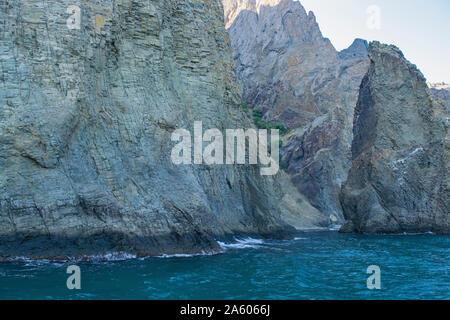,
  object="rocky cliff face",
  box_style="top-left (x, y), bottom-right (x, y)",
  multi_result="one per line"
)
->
top-left (0, 0), bottom-right (327, 260)
top-left (340, 42), bottom-right (449, 234)
top-left (223, 0), bottom-right (369, 220)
